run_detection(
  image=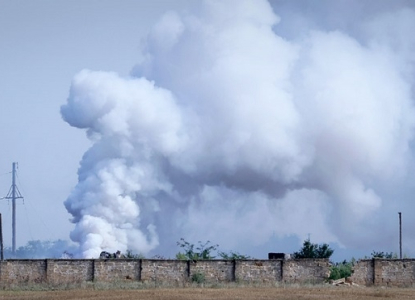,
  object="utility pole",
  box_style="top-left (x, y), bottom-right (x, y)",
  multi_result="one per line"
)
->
top-left (4, 163), bottom-right (23, 255)
top-left (0, 213), bottom-right (3, 261)
top-left (399, 212), bottom-right (402, 259)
